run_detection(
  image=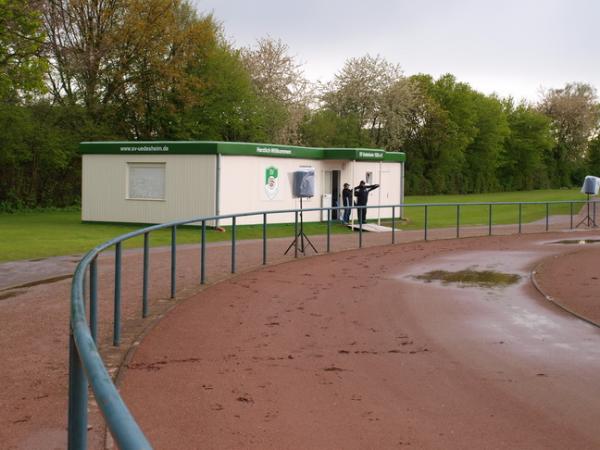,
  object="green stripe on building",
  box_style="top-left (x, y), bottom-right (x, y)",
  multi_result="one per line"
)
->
top-left (80, 141), bottom-right (405, 163)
